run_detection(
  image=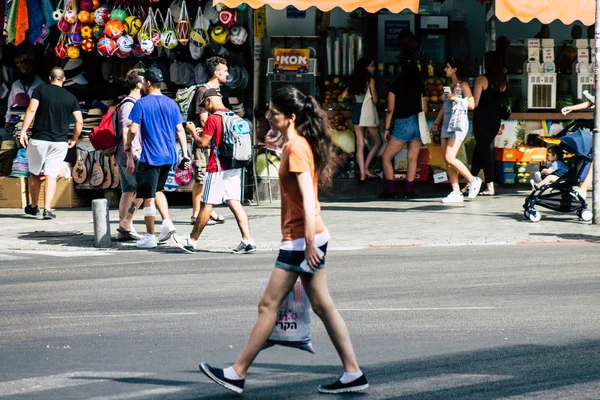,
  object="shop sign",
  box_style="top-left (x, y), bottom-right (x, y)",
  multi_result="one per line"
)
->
top-left (384, 20), bottom-right (410, 51)
top-left (273, 48), bottom-right (310, 72)
top-left (286, 6), bottom-right (306, 19)
top-left (254, 6), bottom-right (267, 39)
